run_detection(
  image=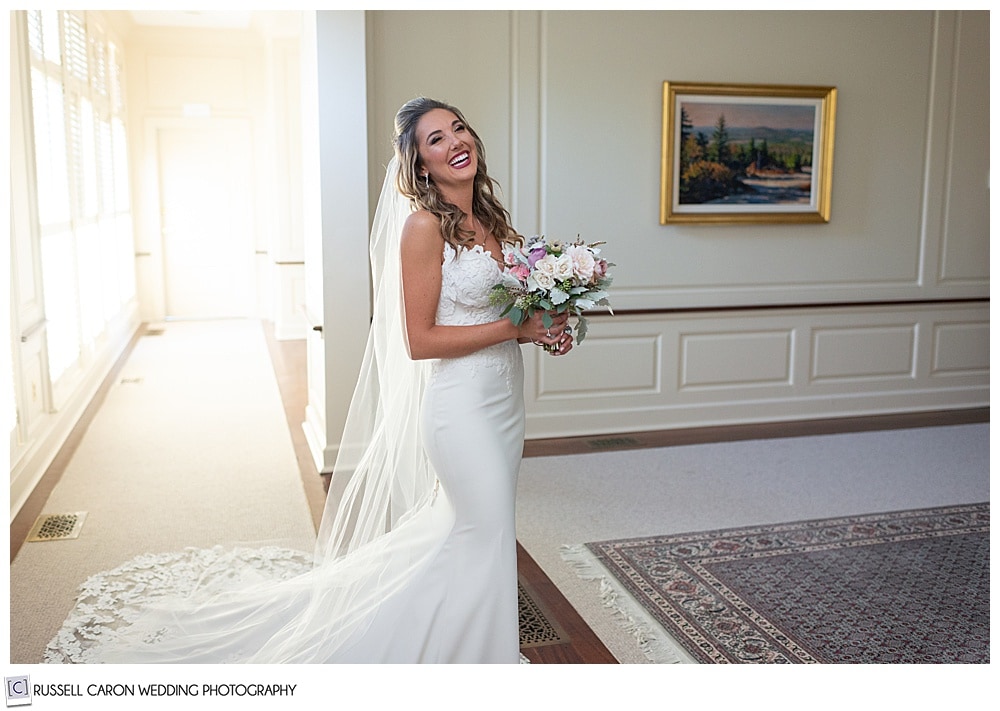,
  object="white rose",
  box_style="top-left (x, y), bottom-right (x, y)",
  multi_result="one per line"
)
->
top-left (530, 271), bottom-right (556, 291)
top-left (552, 254), bottom-right (574, 281)
top-left (534, 254), bottom-right (558, 276)
top-left (567, 245), bottom-right (596, 282)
